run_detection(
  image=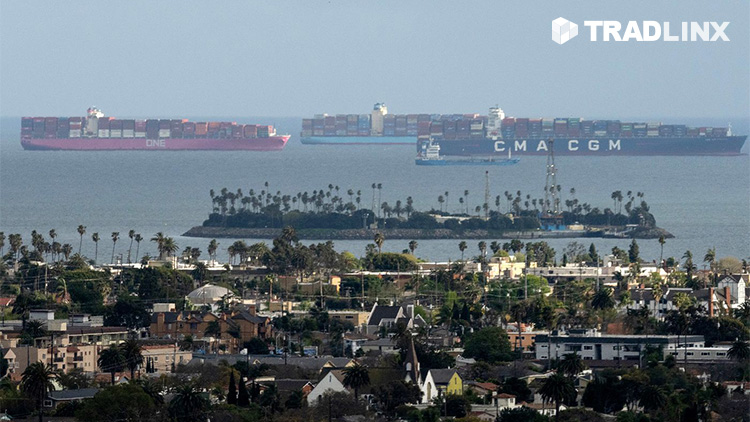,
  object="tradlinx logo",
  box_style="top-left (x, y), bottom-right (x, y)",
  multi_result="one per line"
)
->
top-left (552, 17), bottom-right (578, 44)
top-left (552, 17), bottom-right (730, 44)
